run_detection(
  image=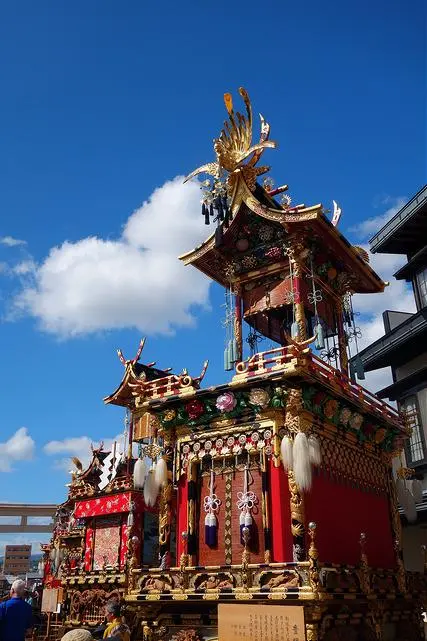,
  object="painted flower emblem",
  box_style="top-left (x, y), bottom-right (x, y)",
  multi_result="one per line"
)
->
top-left (349, 413), bottom-right (364, 431)
top-left (185, 399), bottom-right (205, 420)
top-left (248, 388), bottom-right (270, 408)
top-left (339, 407), bottom-right (352, 425)
top-left (163, 409), bottom-right (176, 422)
top-left (323, 399), bottom-right (339, 419)
top-left (216, 392), bottom-right (237, 412)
